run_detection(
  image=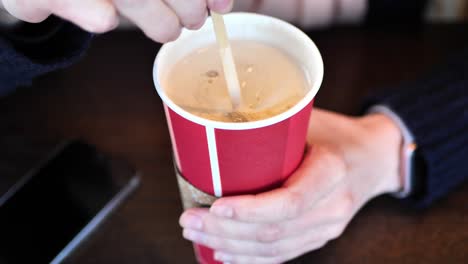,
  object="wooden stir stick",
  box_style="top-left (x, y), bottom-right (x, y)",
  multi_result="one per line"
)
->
top-left (211, 12), bottom-right (242, 110)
